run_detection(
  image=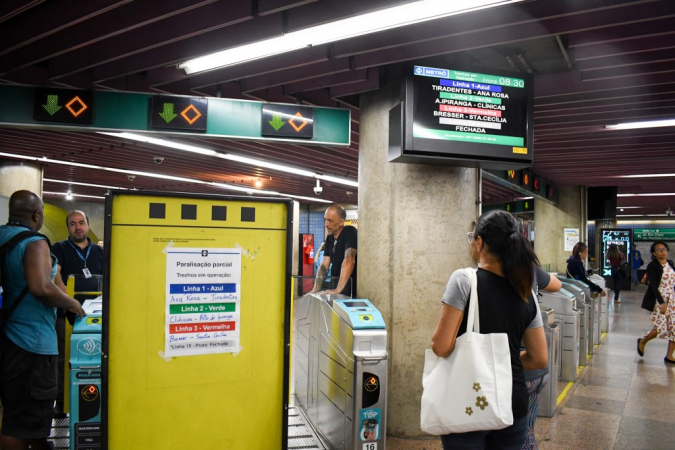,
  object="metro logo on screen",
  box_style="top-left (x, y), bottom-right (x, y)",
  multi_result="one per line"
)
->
top-left (33, 88), bottom-right (94, 124)
top-left (150, 96), bottom-right (207, 132)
